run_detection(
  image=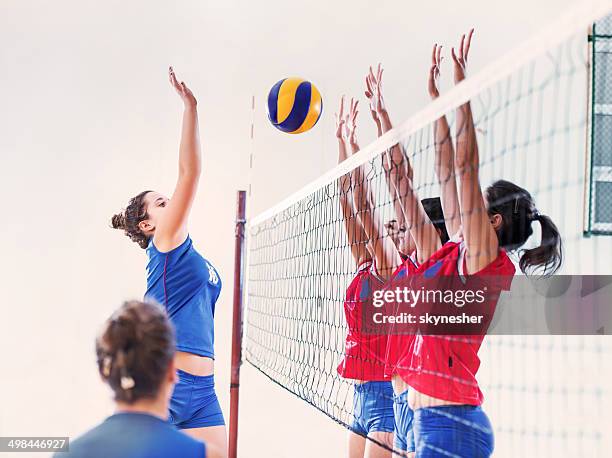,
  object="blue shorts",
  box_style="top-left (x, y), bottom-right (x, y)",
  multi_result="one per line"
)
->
top-left (169, 370), bottom-right (225, 429)
top-left (393, 389), bottom-right (415, 453)
top-left (351, 381), bottom-right (395, 436)
top-left (413, 405), bottom-right (494, 457)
